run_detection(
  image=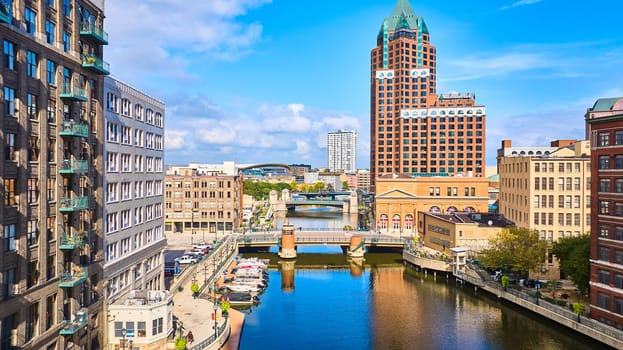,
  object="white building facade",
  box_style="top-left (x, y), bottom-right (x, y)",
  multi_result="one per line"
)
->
top-left (328, 130), bottom-right (357, 173)
top-left (102, 77), bottom-right (168, 347)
